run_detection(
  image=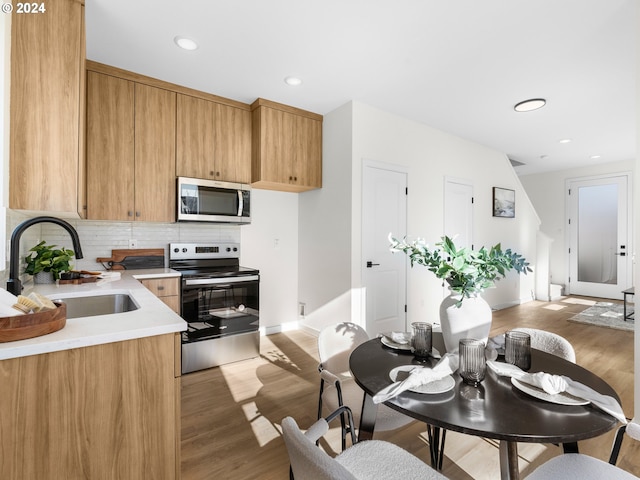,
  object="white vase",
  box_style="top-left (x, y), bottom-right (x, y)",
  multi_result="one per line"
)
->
top-left (439, 292), bottom-right (492, 353)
